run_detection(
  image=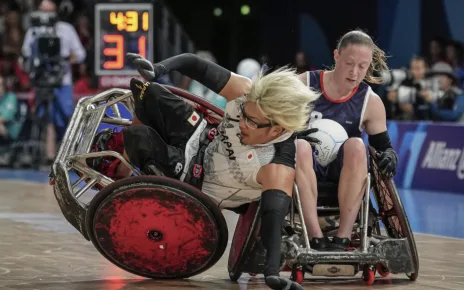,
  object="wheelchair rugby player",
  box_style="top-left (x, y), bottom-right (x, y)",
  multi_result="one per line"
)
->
top-left (86, 52), bottom-right (320, 290)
